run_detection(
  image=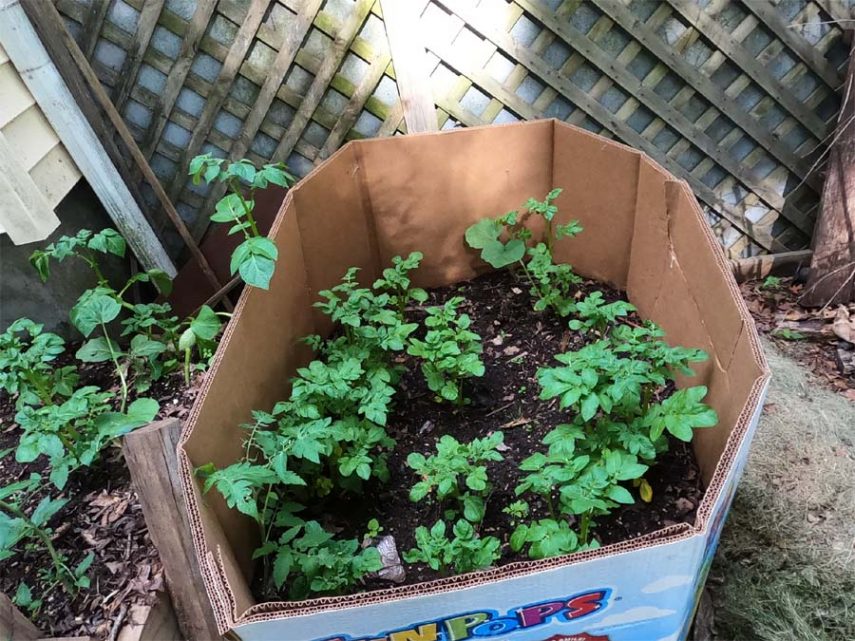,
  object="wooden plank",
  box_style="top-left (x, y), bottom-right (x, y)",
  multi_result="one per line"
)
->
top-left (589, 0), bottom-right (820, 190)
top-left (124, 419), bottom-right (223, 641)
top-left (432, 1), bottom-right (780, 250)
top-left (116, 596), bottom-right (182, 641)
top-left (80, 0), bottom-right (110, 60)
top-left (140, 0), bottom-right (218, 158)
top-left (0, 60), bottom-right (35, 127)
top-left (801, 39), bottom-right (855, 306)
top-left (111, 0), bottom-right (166, 111)
top-left (664, 0), bottom-right (830, 139)
top-left (0, 592), bottom-right (41, 641)
top-left (0, 125), bottom-right (61, 243)
top-left (512, 0), bottom-right (813, 235)
top-left (379, 0), bottom-right (437, 133)
top-left (2, 0), bottom-right (175, 272)
top-left (190, 0), bottom-right (324, 240)
top-left (272, 0), bottom-right (375, 162)
top-left (3, 104), bottom-right (60, 172)
top-left (166, 0), bottom-right (272, 203)
top-left (29, 141), bottom-right (82, 209)
top-left (744, 0), bottom-right (843, 90)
